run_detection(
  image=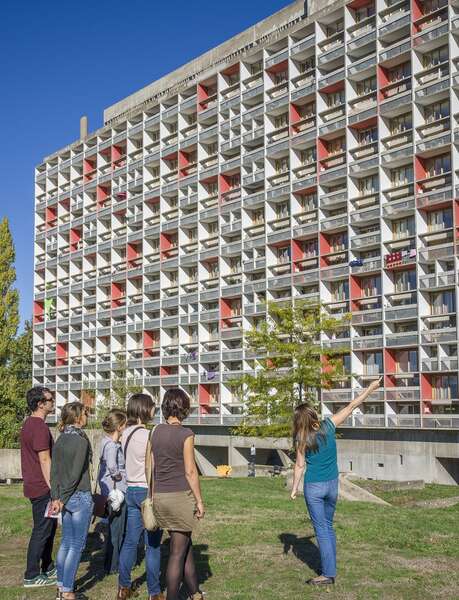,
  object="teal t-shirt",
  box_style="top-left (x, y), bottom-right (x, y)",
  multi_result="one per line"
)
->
top-left (304, 417), bottom-right (338, 483)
